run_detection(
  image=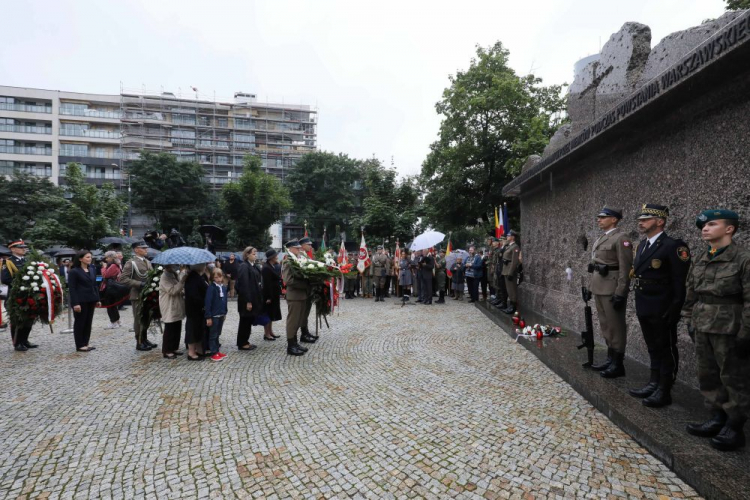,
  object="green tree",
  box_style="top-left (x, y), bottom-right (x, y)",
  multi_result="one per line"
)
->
top-left (420, 41), bottom-right (566, 230)
top-left (25, 163), bottom-right (126, 249)
top-left (221, 155), bottom-right (292, 249)
top-left (128, 151), bottom-right (208, 233)
top-left (726, 0), bottom-right (750, 9)
top-left (351, 159), bottom-right (422, 246)
top-left (286, 151), bottom-right (363, 238)
top-left (0, 172), bottom-right (67, 244)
